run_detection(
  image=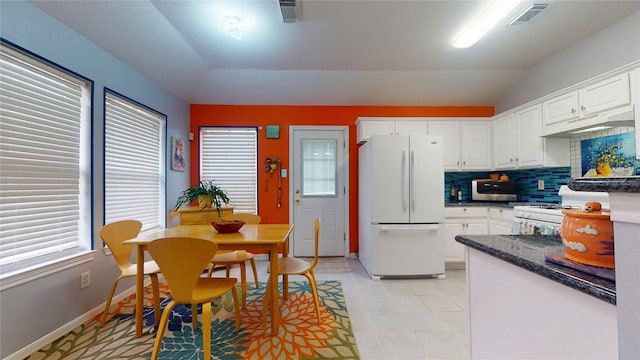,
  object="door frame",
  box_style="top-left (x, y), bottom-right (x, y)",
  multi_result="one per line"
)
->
top-left (288, 125), bottom-right (350, 258)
